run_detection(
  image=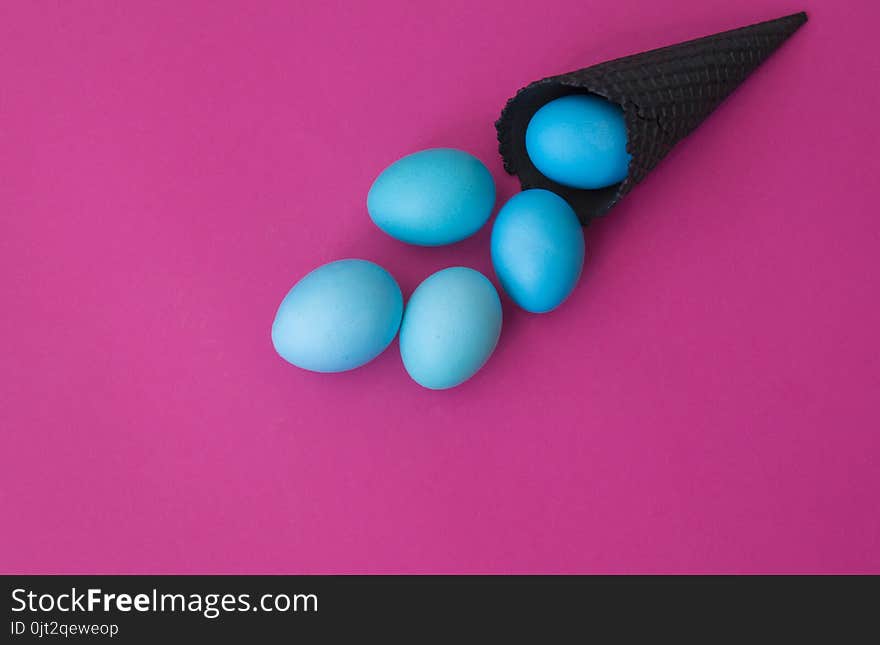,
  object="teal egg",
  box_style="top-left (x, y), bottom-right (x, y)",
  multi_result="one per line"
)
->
top-left (525, 94), bottom-right (631, 189)
top-left (272, 259), bottom-right (403, 373)
top-left (491, 189), bottom-right (585, 313)
top-left (399, 267), bottom-right (502, 389)
top-left (367, 148), bottom-right (496, 246)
